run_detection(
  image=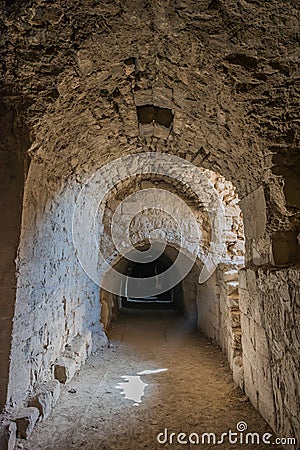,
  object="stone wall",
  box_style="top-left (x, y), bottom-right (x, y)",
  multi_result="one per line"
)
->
top-left (239, 184), bottom-right (300, 447)
top-left (240, 267), bottom-right (300, 445)
top-left (6, 165), bottom-right (106, 409)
